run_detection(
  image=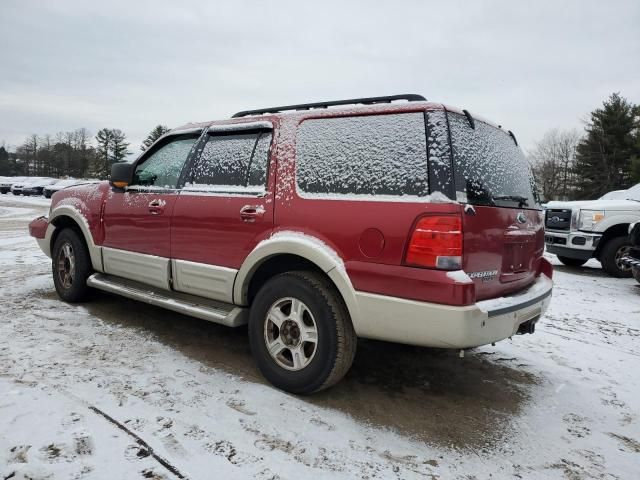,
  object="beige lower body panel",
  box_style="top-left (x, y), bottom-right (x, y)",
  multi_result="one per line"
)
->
top-left (171, 259), bottom-right (236, 303)
top-left (354, 276), bottom-right (552, 349)
top-left (102, 247), bottom-right (170, 290)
